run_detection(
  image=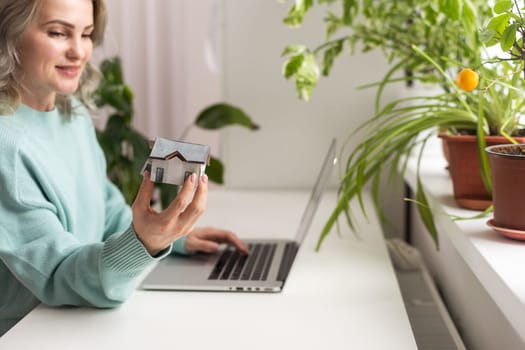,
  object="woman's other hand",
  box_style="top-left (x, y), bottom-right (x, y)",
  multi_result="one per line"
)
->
top-left (132, 172), bottom-right (207, 256)
top-left (184, 227), bottom-right (250, 255)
